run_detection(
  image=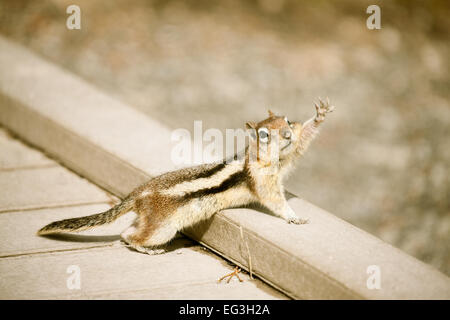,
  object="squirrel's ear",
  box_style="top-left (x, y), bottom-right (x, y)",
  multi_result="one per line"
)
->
top-left (245, 121), bottom-right (257, 129)
top-left (268, 110), bottom-right (275, 117)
